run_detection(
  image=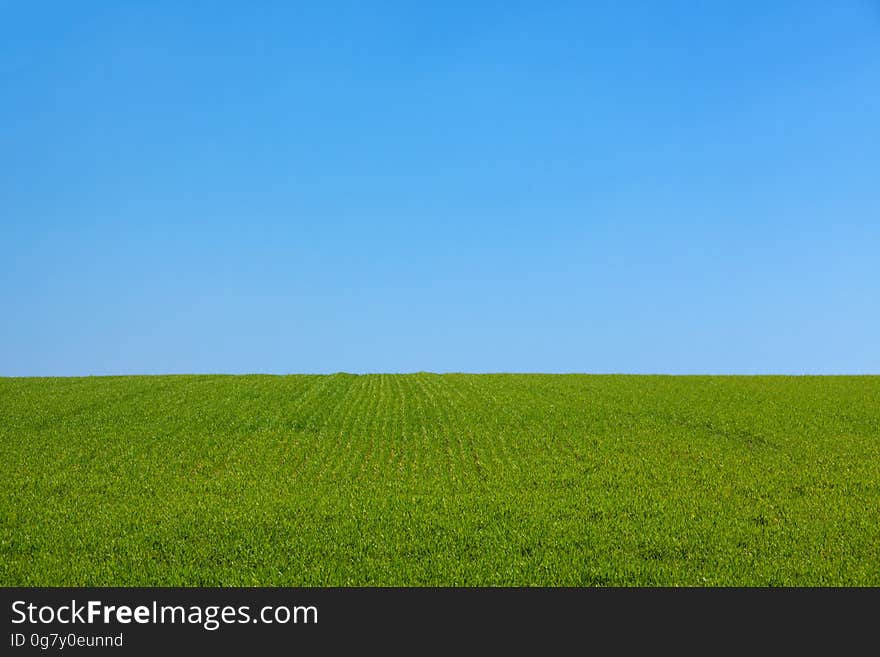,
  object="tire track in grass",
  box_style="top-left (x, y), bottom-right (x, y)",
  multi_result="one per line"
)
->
top-left (384, 374), bottom-right (408, 481)
top-left (374, 373), bottom-right (396, 481)
top-left (340, 374), bottom-right (382, 483)
top-left (388, 374), bottom-right (424, 487)
top-left (426, 374), bottom-right (496, 485)
top-left (506, 375), bottom-right (608, 491)
top-left (312, 375), bottom-right (370, 489)
top-left (301, 381), bottom-right (348, 491)
top-left (471, 375), bottom-right (591, 482)
top-left (404, 374), bottom-right (420, 481)
top-left (441, 375), bottom-right (502, 474)
top-left (390, 374), bottom-right (412, 480)
top-left (155, 378), bottom-right (297, 499)
top-left (322, 375), bottom-right (368, 484)
top-left (445, 376), bottom-right (598, 578)
top-left (276, 374), bottom-right (352, 482)
top-left (504, 375), bottom-right (570, 467)
top-left (390, 373), bottom-right (411, 483)
top-left (382, 374), bottom-right (408, 484)
top-left (445, 374), bottom-right (522, 480)
top-left (410, 373), bottom-right (462, 493)
top-left (401, 373), bottom-right (419, 480)
top-left (396, 373), bottom-right (430, 484)
top-left (237, 376), bottom-right (332, 488)
top-left (407, 373), bottom-right (435, 484)
top-left (358, 374), bottom-right (387, 482)
top-left (401, 373), bottom-right (435, 487)
top-left (291, 374), bottom-right (359, 488)
top-left (391, 375), bottom-right (412, 479)
top-left (283, 374), bottom-right (350, 435)
top-left (276, 374), bottom-right (342, 433)
top-left (372, 373), bottom-right (393, 481)
top-left (371, 375), bottom-right (395, 482)
top-left (413, 373), bottom-right (460, 486)
top-left (406, 373), bottom-right (436, 488)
